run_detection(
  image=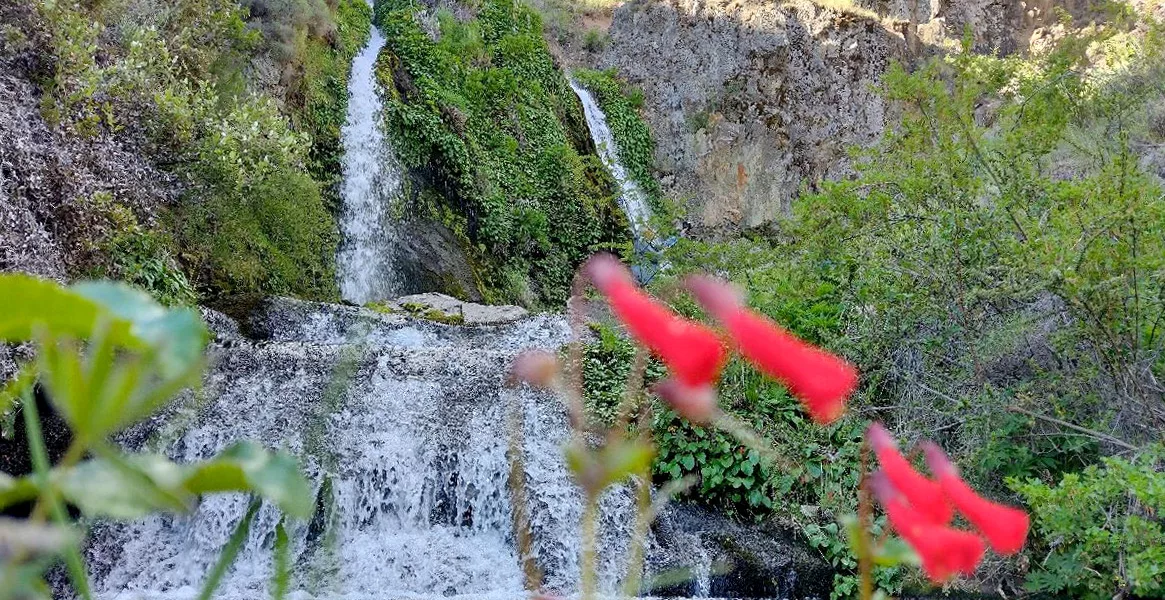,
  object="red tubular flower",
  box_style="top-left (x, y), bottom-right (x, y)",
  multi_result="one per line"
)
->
top-left (685, 276), bottom-right (857, 424)
top-left (585, 255), bottom-right (727, 387)
top-left (866, 423), bottom-right (953, 525)
top-left (922, 442), bottom-right (1030, 555)
top-left (654, 378), bottom-right (718, 423)
top-left (870, 472), bottom-right (985, 583)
